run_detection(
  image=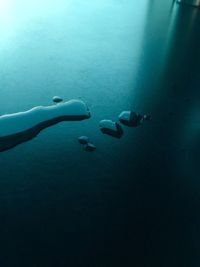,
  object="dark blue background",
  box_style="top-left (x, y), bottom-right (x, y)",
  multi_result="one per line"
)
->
top-left (0, 0), bottom-right (200, 266)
